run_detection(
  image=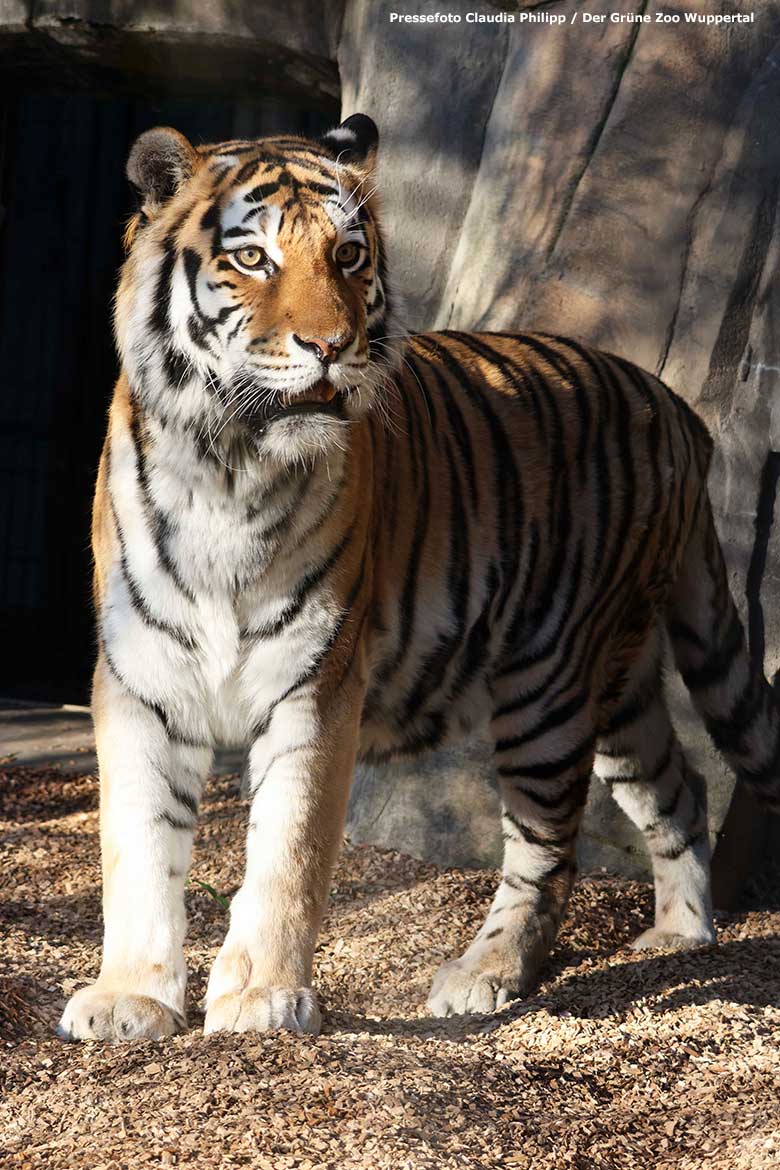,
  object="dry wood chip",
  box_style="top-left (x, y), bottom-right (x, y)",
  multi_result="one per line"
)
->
top-left (2, 765), bottom-right (780, 1169)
